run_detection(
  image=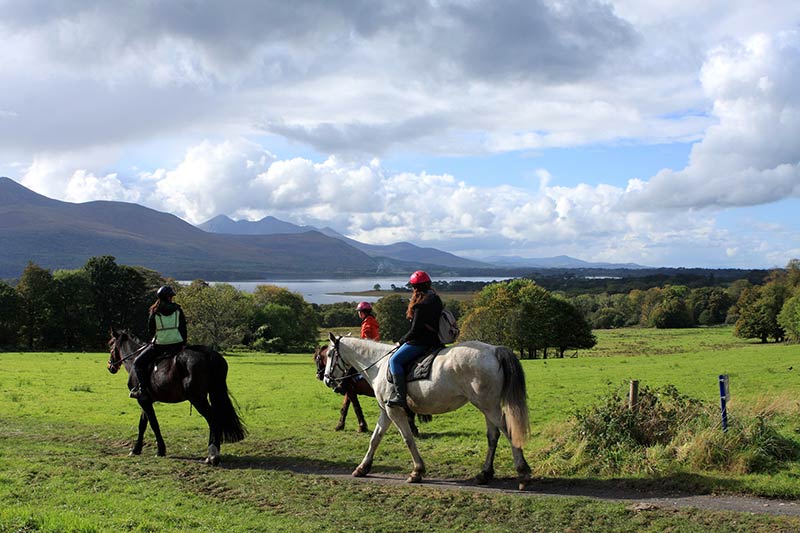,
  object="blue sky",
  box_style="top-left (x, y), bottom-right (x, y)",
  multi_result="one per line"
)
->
top-left (1, 0), bottom-right (799, 269)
